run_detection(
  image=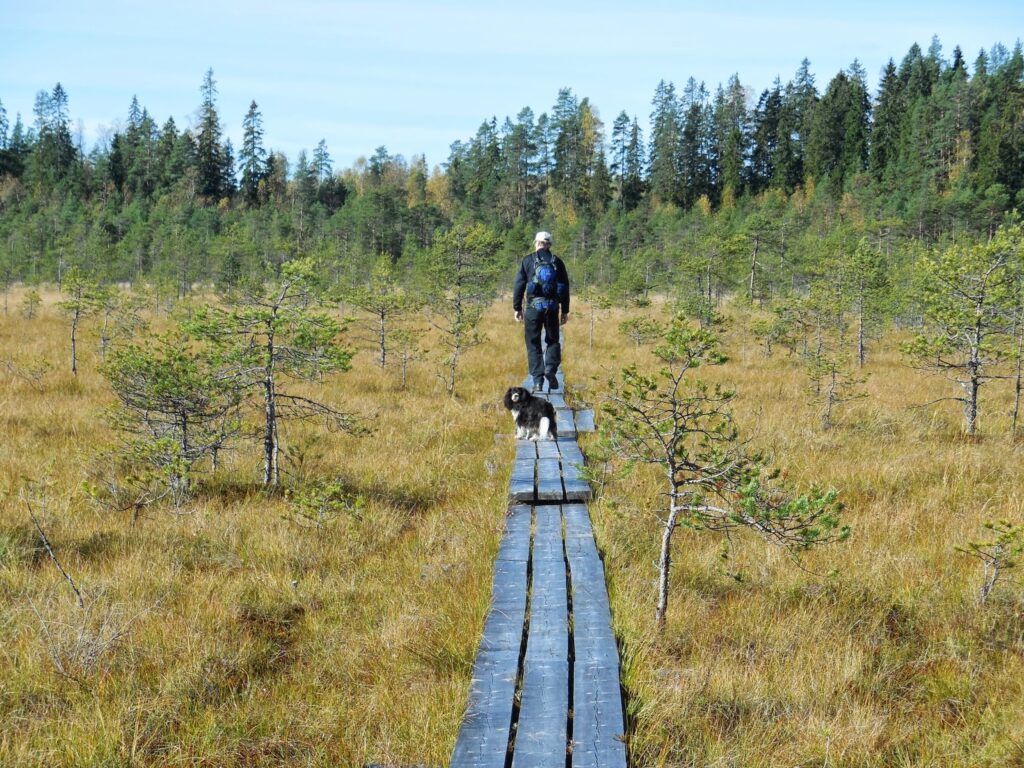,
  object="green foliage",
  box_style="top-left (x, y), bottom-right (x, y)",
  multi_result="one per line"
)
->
top-left (100, 334), bottom-right (245, 505)
top-left (0, 38), bottom-right (1021, 330)
top-left (617, 316), bottom-right (663, 348)
top-left (422, 222), bottom-right (500, 396)
top-left (601, 315), bottom-right (847, 625)
top-left (957, 520), bottom-right (1024, 603)
top-left (283, 480), bottom-right (366, 533)
top-left (343, 254), bottom-right (423, 368)
top-left (57, 267), bottom-right (103, 374)
top-left (19, 288), bottom-right (40, 319)
top-left (903, 223), bottom-right (1023, 433)
top-left (186, 257), bottom-right (356, 486)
